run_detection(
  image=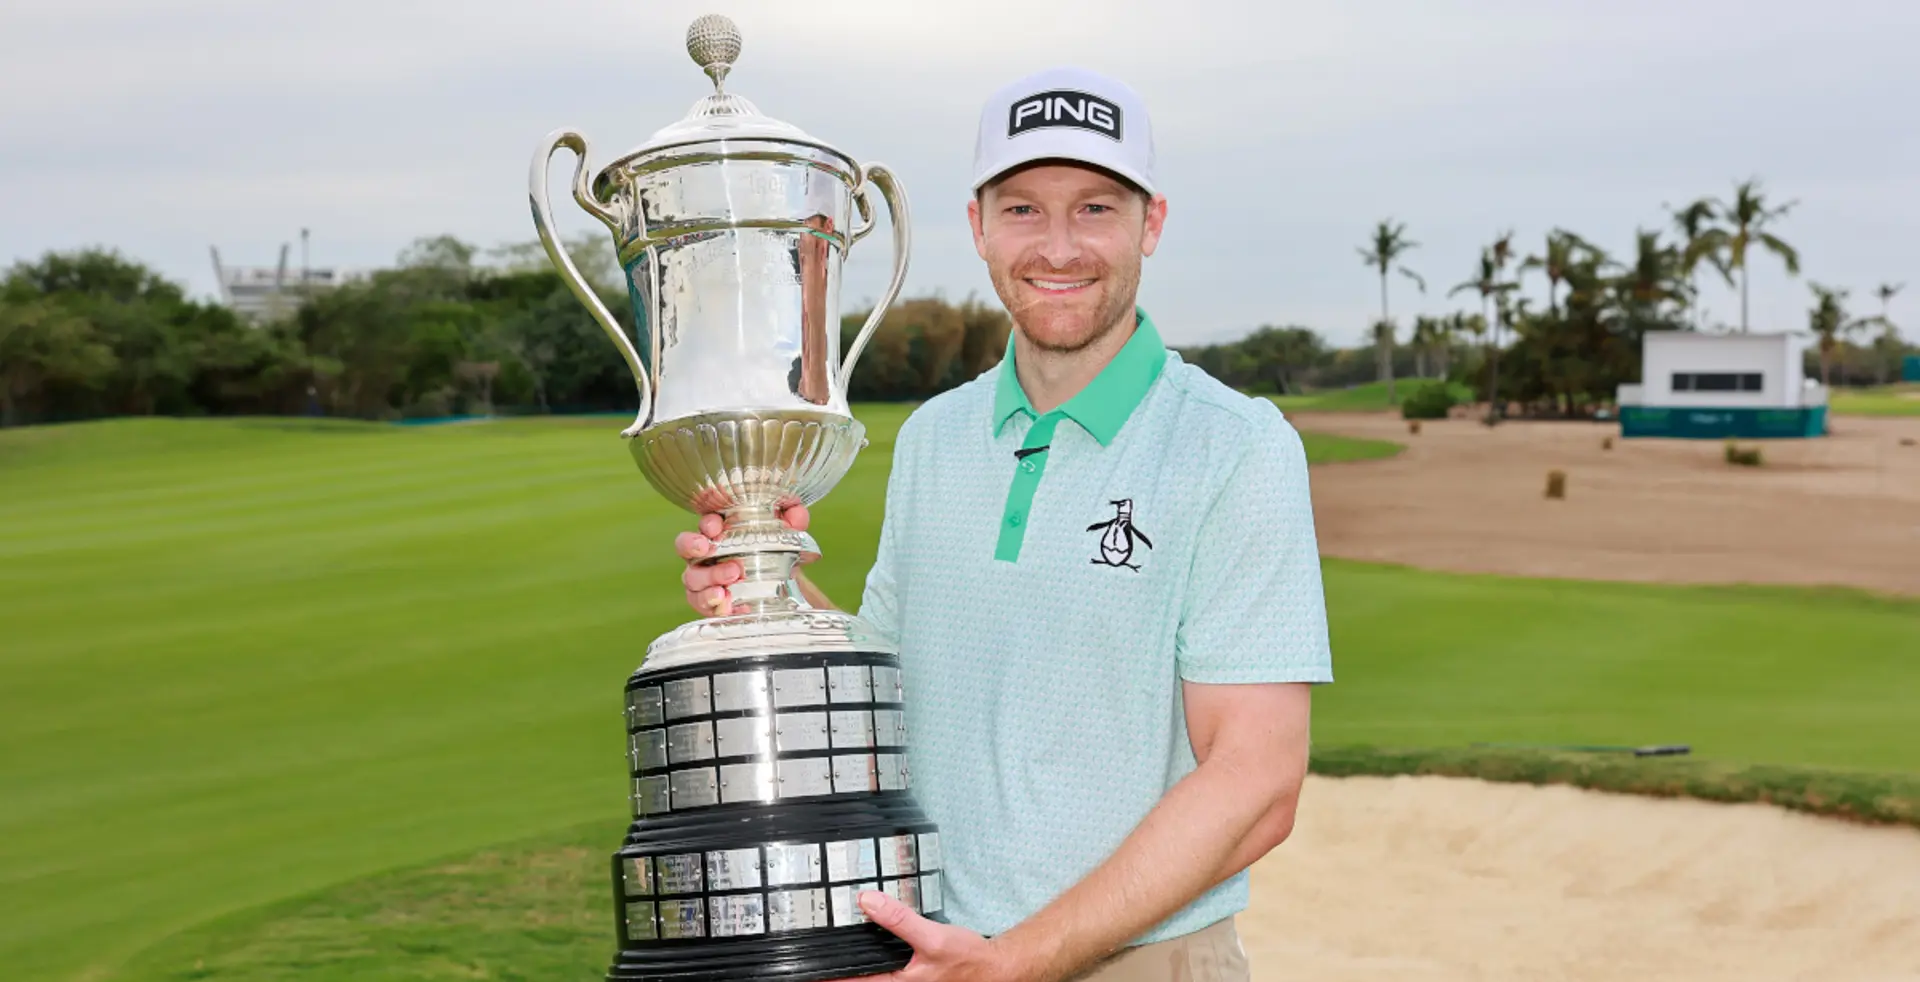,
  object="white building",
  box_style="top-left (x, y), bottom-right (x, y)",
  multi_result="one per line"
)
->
top-left (1617, 331), bottom-right (1828, 438)
top-left (209, 241), bottom-right (371, 324)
